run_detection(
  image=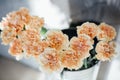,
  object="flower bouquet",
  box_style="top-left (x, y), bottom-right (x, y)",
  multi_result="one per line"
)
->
top-left (0, 8), bottom-right (117, 80)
